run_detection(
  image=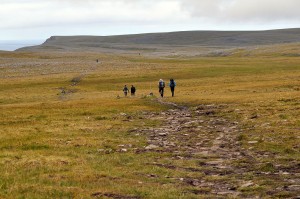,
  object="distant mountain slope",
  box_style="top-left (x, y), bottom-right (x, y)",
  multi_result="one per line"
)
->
top-left (17, 28), bottom-right (300, 54)
top-left (43, 28), bottom-right (300, 46)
